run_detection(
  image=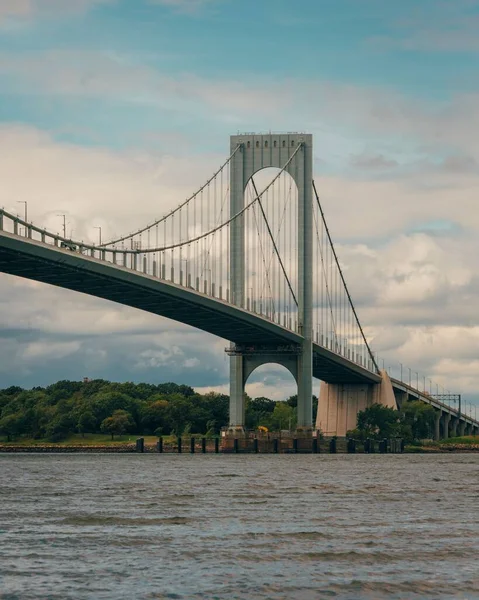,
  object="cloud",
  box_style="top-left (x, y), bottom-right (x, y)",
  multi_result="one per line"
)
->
top-left (1, 44), bottom-right (479, 403)
top-left (366, 1), bottom-right (479, 53)
top-left (3, 48), bottom-right (479, 166)
top-left (0, 123), bottom-right (227, 244)
top-left (349, 153), bottom-right (398, 170)
top-left (148, 0), bottom-right (220, 14)
top-left (0, 0), bottom-right (115, 23)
